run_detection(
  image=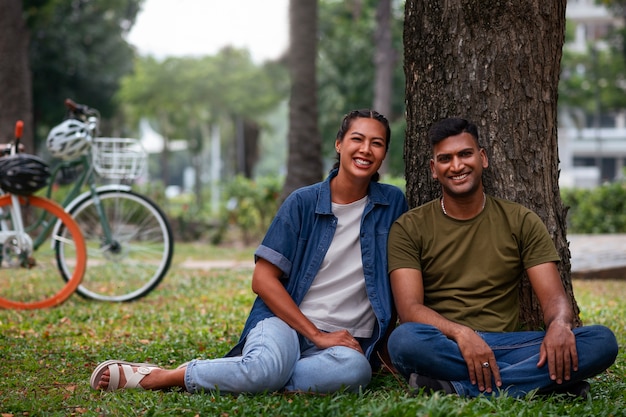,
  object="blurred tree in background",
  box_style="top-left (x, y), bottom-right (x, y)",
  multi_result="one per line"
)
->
top-left (281, 0), bottom-right (323, 200)
top-left (117, 49), bottom-right (288, 208)
top-left (318, 0), bottom-right (405, 177)
top-left (26, 0), bottom-right (143, 144)
top-left (0, 0), bottom-right (34, 150)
